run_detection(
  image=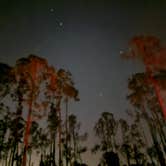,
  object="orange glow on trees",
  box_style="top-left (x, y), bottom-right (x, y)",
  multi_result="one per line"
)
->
top-left (0, 54), bottom-right (79, 166)
top-left (123, 36), bottom-right (166, 119)
top-left (12, 55), bottom-right (55, 166)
